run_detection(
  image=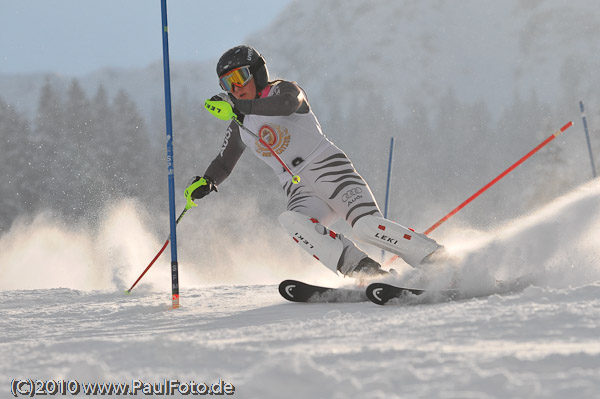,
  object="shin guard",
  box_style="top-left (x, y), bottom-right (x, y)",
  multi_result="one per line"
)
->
top-left (353, 215), bottom-right (440, 266)
top-left (278, 211), bottom-right (366, 274)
